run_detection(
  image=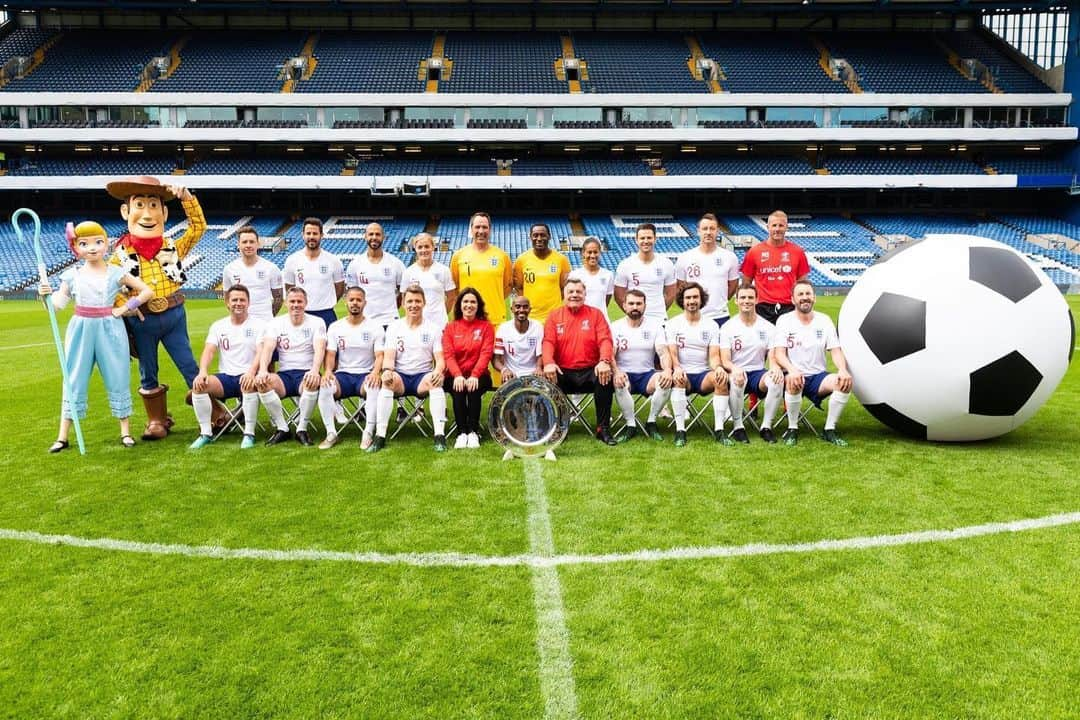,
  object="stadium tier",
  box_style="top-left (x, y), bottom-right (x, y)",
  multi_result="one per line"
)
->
top-left (149, 32), bottom-right (306, 93)
top-left (823, 156), bottom-right (983, 174)
top-left (295, 31), bottom-right (431, 93)
top-left (1, 30), bottom-right (173, 92)
top-left (697, 33), bottom-right (846, 94)
top-left (441, 32), bottom-right (565, 94)
top-left (663, 158), bottom-right (814, 175)
top-left (0, 28), bottom-right (1052, 94)
top-left (185, 157), bottom-right (344, 175)
top-left (2, 213), bottom-right (1079, 293)
top-left (571, 32), bottom-right (706, 94)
